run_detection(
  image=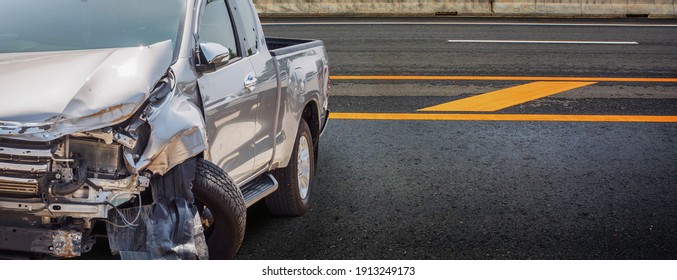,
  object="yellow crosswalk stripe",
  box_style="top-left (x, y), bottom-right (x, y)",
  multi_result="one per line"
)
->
top-left (419, 81), bottom-right (596, 112)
